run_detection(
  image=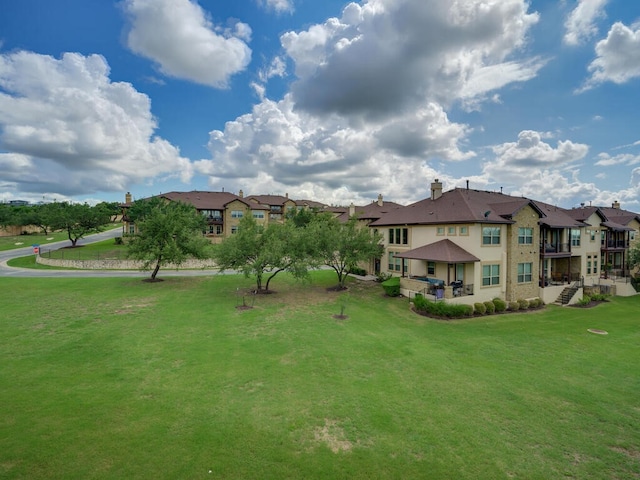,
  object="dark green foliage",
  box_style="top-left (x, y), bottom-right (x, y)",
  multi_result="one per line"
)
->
top-left (376, 272), bottom-right (392, 283)
top-left (492, 298), bottom-right (507, 312)
top-left (509, 301), bottom-right (520, 311)
top-left (126, 197), bottom-right (210, 280)
top-left (47, 202), bottom-right (112, 246)
top-left (484, 301), bottom-right (495, 314)
top-left (349, 266), bottom-right (368, 276)
top-left (114, 236), bottom-right (124, 245)
top-left (381, 276), bottom-right (400, 297)
top-left (528, 298), bottom-right (543, 308)
top-left (517, 299), bottom-right (529, 310)
top-left (590, 293), bottom-right (609, 302)
top-left (474, 302), bottom-right (487, 315)
top-left (577, 295), bottom-right (592, 306)
top-left (413, 295), bottom-right (473, 318)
